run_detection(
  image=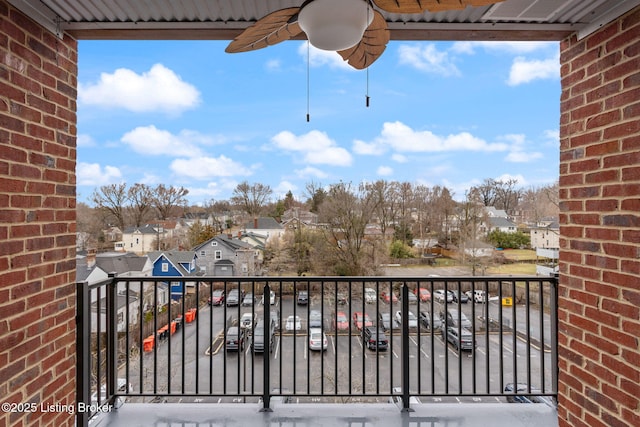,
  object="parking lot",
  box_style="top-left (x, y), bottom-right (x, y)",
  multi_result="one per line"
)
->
top-left (117, 283), bottom-right (553, 404)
